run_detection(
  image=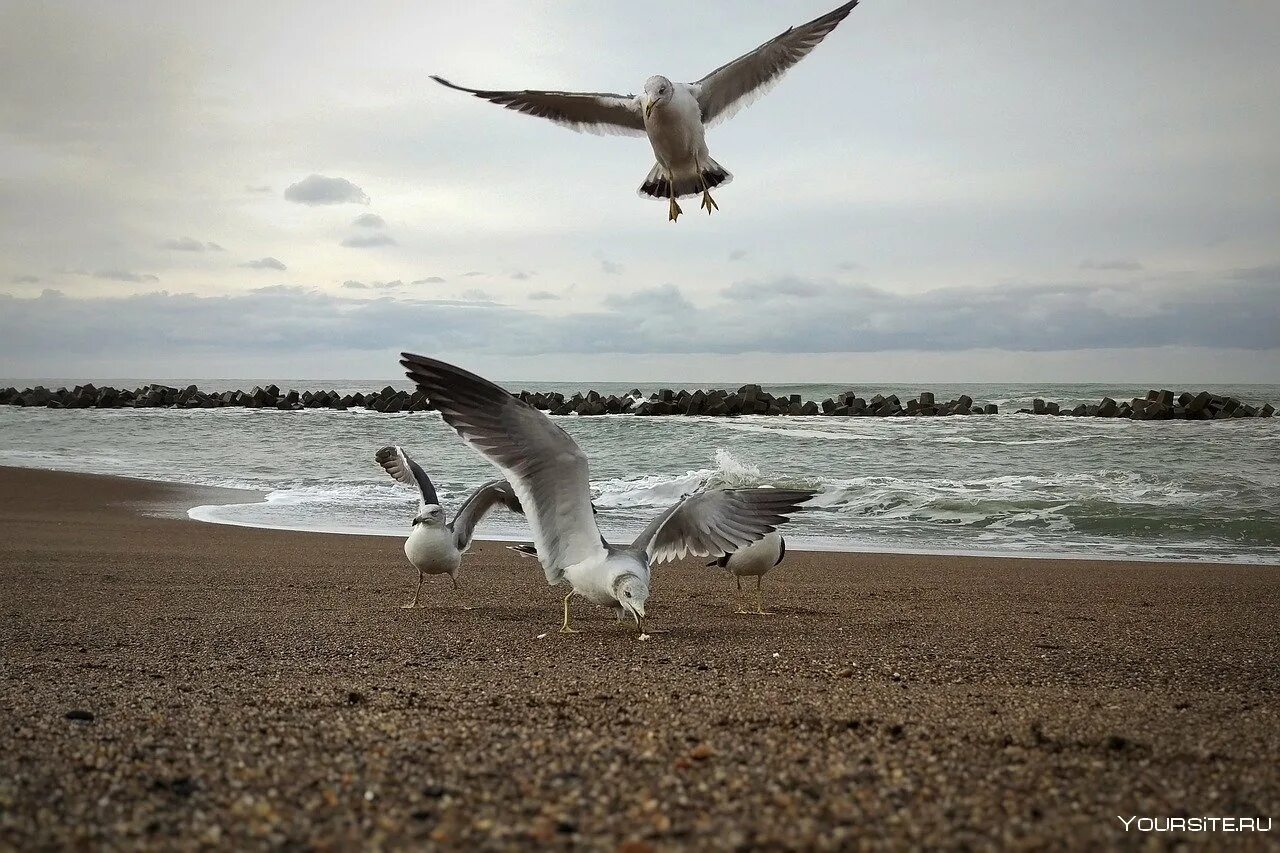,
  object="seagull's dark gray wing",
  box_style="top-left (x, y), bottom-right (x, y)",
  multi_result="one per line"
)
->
top-left (400, 353), bottom-right (606, 585)
top-left (449, 479), bottom-right (523, 552)
top-left (692, 1), bottom-right (859, 127)
top-left (431, 76), bottom-right (646, 136)
top-left (375, 445), bottom-right (439, 510)
top-left (633, 488), bottom-right (816, 564)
